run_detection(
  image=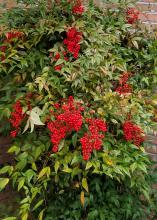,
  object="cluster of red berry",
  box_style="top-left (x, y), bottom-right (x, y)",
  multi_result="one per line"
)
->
top-left (123, 121), bottom-right (145, 147)
top-left (9, 101), bottom-right (24, 138)
top-left (5, 31), bottom-right (23, 42)
top-left (72, 0), bottom-right (84, 15)
top-left (50, 28), bottom-right (82, 72)
top-left (0, 31), bottom-right (23, 61)
top-left (116, 72), bottom-right (132, 94)
top-left (126, 8), bottom-right (140, 24)
top-left (80, 118), bottom-right (107, 160)
top-left (50, 52), bottom-right (69, 72)
top-left (47, 96), bottom-right (83, 152)
top-left (63, 27), bottom-right (82, 59)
